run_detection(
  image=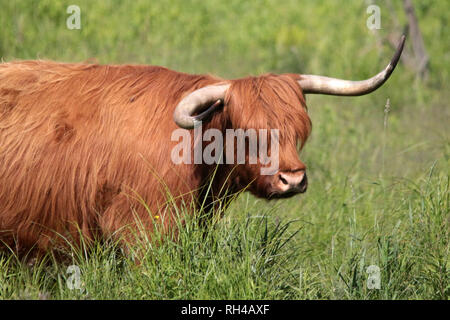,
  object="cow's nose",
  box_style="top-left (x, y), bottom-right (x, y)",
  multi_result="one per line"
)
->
top-left (277, 170), bottom-right (308, 194)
